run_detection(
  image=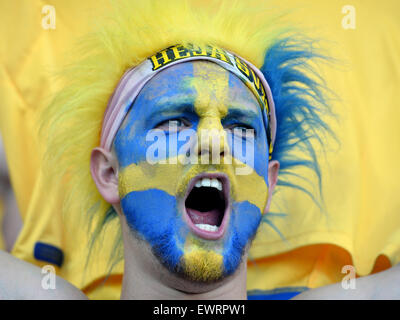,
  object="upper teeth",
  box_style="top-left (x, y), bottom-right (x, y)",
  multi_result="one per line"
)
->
top-left (195, 178), bottom-right (222, 191)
